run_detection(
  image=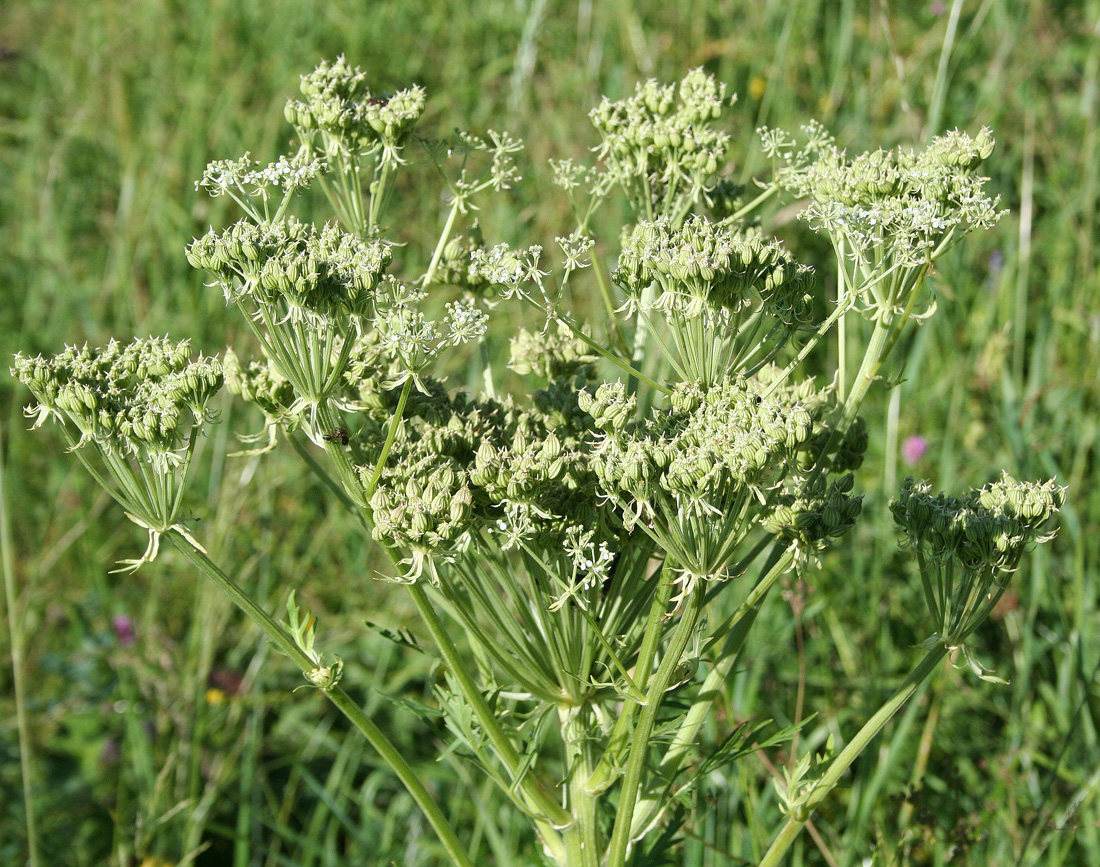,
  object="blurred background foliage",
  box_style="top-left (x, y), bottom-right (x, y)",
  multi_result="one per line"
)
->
top-left (1, 1), bottom-right (1098, 864)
